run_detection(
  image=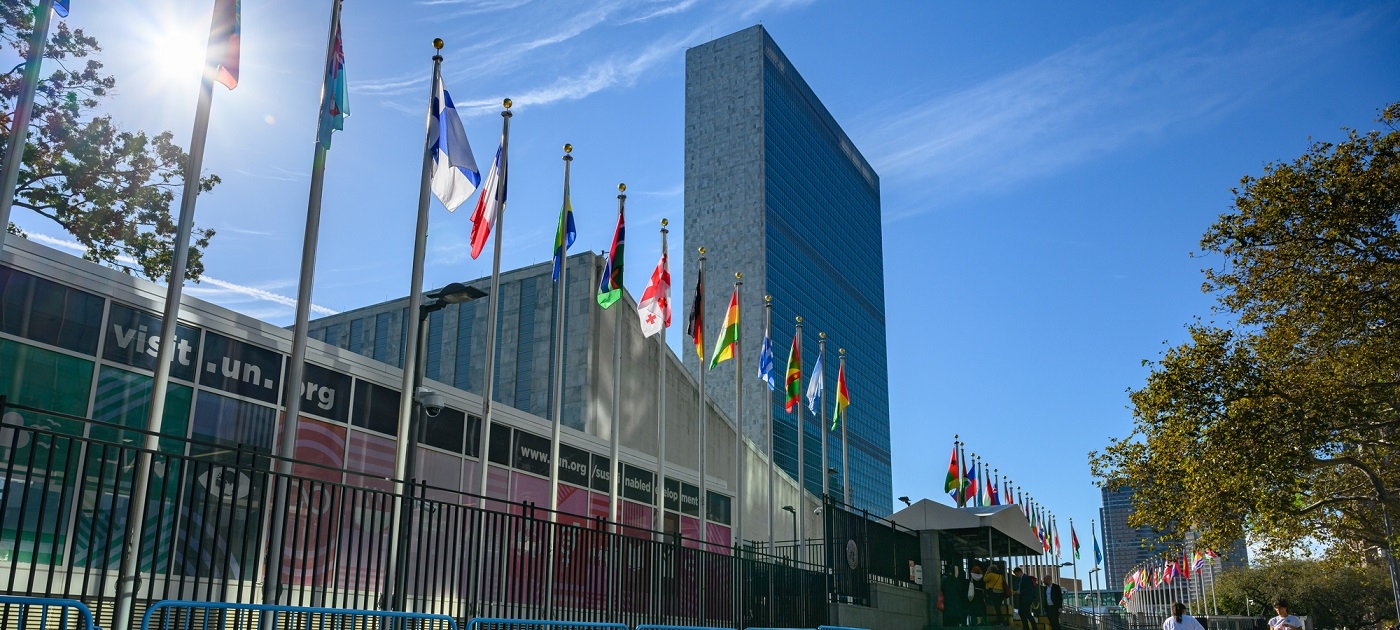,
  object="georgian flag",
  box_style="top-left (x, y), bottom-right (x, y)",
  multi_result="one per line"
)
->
top-left (638, 237), bottom-right (670, 337)
top-left (429, 77), bottom-right (480, 211)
